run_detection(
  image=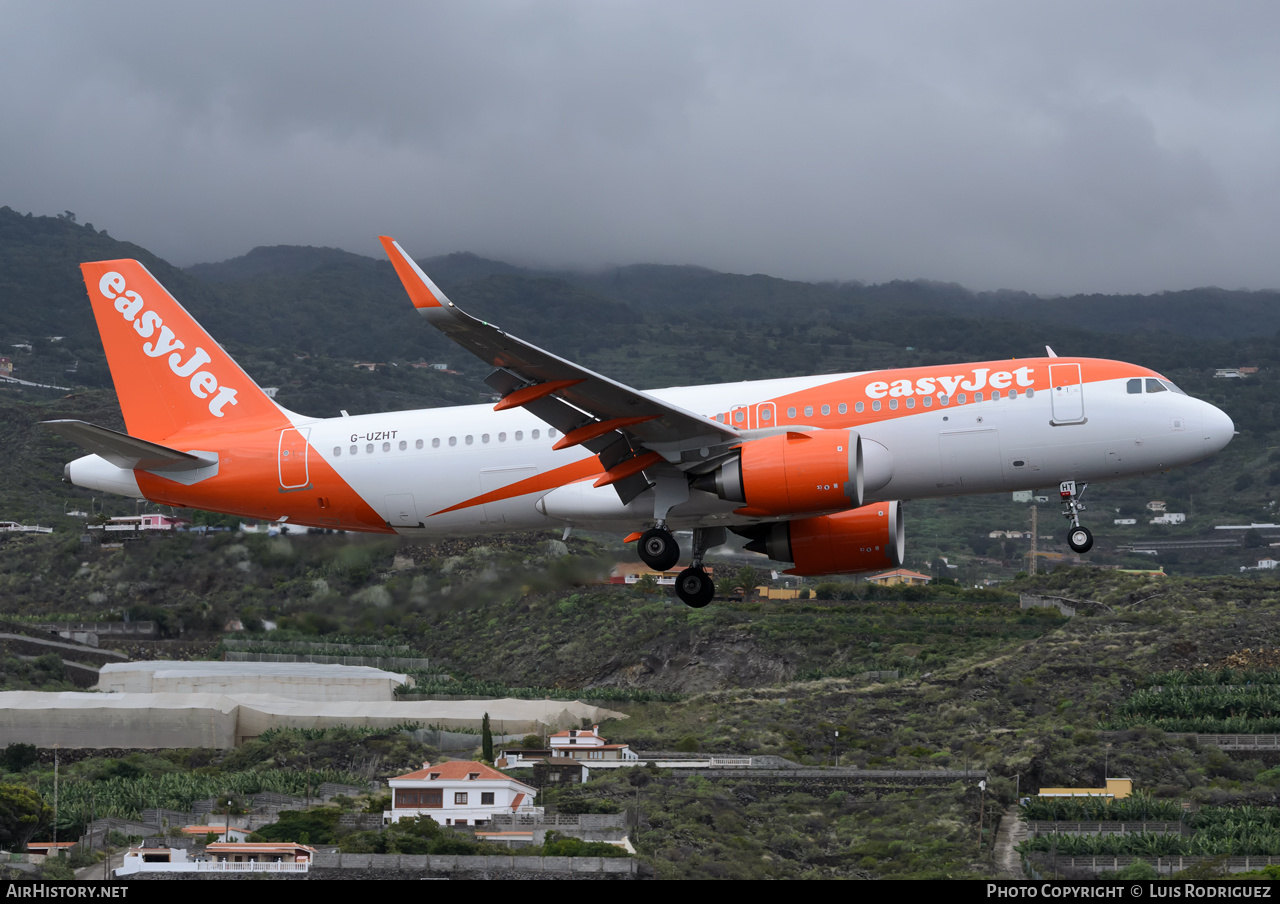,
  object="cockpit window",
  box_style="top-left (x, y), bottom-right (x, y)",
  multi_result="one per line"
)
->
top-left (1127, 378), bottom-right (1142, 394)
top-left (1145, 378), bottom-right (1166, 393)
